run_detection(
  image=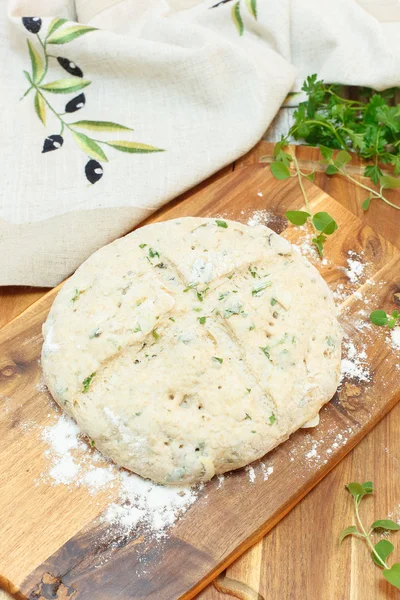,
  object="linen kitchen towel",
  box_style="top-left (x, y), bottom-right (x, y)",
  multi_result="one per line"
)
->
top-left (1, 0), bottom-right (399, 286)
